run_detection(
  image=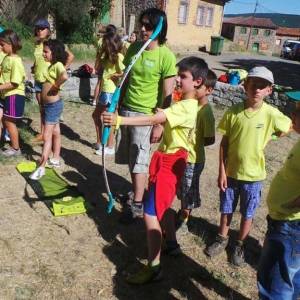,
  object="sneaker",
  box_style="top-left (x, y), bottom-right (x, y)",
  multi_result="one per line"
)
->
top-left (126, 264), bottom-right (162, 285)
top-left (95, 147), bottom-right (115, 156)
top-left (92, 100), bottom-right (96, 106)
top-left (29, 166), bottom-right (45, 180)
top-left (92, 143), bottom-right (102, 151)
top-left (162, 241), bottom-right (182, 256)
top-left (119, 202), bottom-right (143, 224)
top-left (204, 234), bottom-right (229, 257)
top-left (117, 191), bottom-right (134, 205)
top-left (104, 147), bottom-right (115, 155)
top-left (231, 240), bottom-right (246, 267)
top-left (47, 158), bottom-right (61, 168)
top-left (1, 148), bottom-right (22, 157)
